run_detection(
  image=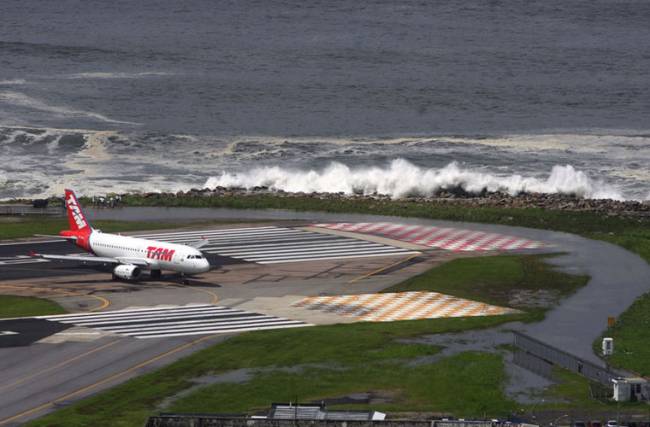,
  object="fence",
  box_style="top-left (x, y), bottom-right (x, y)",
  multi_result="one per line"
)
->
top-left (512, 332), bottom-right (622, 386)
top-left (0, 205), bottom-right (64, 216)
top-left (144, 416), bottom-right (517, 427)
